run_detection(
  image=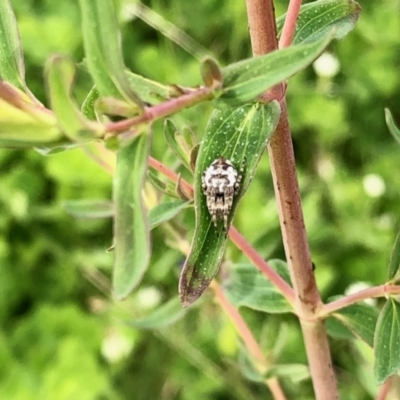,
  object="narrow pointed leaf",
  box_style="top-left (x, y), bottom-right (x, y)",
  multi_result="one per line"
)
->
top-left (265, 364), bottom-right (310, 383)
top-left (0, 80), bottom-right (62, 146)
top-left (46, 56), bottom-right (104, 141)
top-left (374, 299), bottom-right (400, 384)
top-left (200, 57), bottom-right (223, 89)
top-left (35, 142), bottom-right (87, 156)
top-left (0, 0), bottom-right (25, 90)
top-left (78, 0), bottom-right (142, 107)
top-left (179, 101), bottom-right (281, 306)
top-left (325, 317), bottom-right (355, 341)
top-left (217, 32), bottom-right (333, 107)
top-left (223, 261), bottom-right (293, 313)
top-left (388, 230), bottom-right (400, 281)
top-left (164, 119), bottom-right (192, 170)
top-left (326, 299), bottom-right (378, 346)
top-left (113, 132), bottom-right (151, 300)
top-left (147, 170), bottom-right (180, 199)
top-left (126, 71), bottom-right (177, 105)
top-left (385, 108), bottom-right (400, 145)
top-left (149, 200), bottom-right (190, 229)
top-left (277, 0), bottom-right (361, 45)
top-left (81, 86), bottom-right (100, 121)
top-left (128, 297), bottom-right (187, 329)
top-left (63, 199), bottom-right (114, 219)
top-left (238, 345), bottom-right (265, 383)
